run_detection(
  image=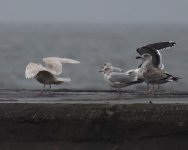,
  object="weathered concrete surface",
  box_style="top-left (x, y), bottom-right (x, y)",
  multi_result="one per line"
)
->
top-left (0, 89), bottom-right (188, 150)
top-left (0, 89), bottom-right (188, 104)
